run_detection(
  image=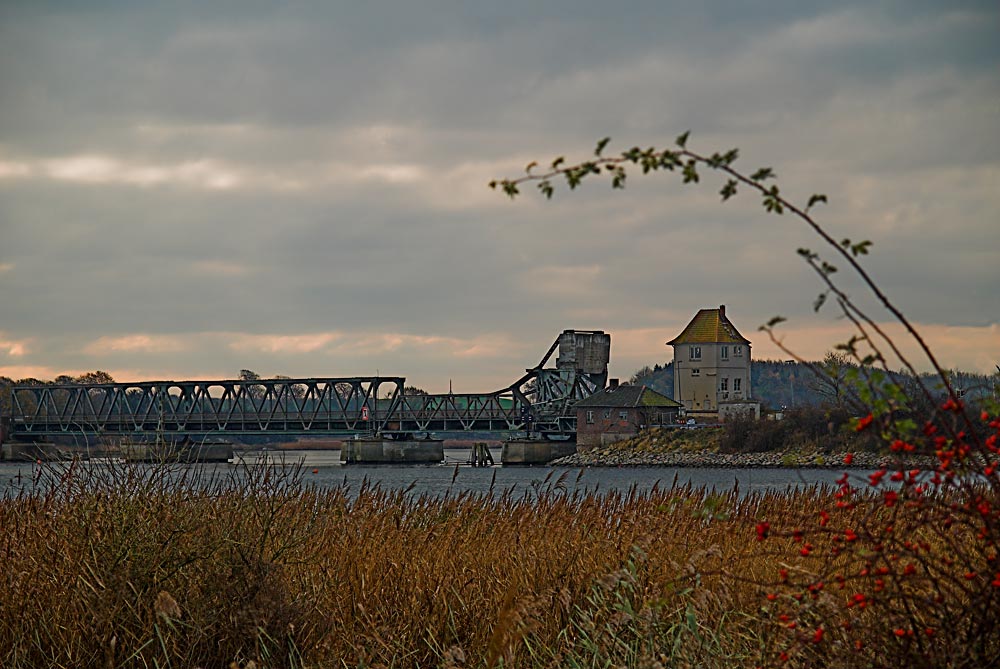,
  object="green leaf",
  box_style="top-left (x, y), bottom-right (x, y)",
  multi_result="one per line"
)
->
top-left (750, 167), bottom-right (775, 181)
top-left (850, 240), bottom-right (873, 256)
top-left (551, 156), bottom-right (565, 169)
top-left (565, 169), bottom-right (582, 190)
top-left (675, 131), bottom-right (690, 148)
top-left (765, 316), bottom-right (786, 328)
top-left (659, 150), bottom-right (681, 170)
top-left (501, 181), bottom-right (520, 199)
top-left (524, 161), bottom-right (538, 174)
top-left (813, 292), bottom-right (828, 312)
top-left (537, 180), bottom-right (554, 199)
top-left (682, 160), bottom-right (699, 184)
top-left (611, 167), bottom-right (627, 189)
top-left (807, 193), bottom-right (828, 209)
top-left (594, 137), bottom-right (611, 157)
top-left (719, 179), bottom-right (737, 201)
